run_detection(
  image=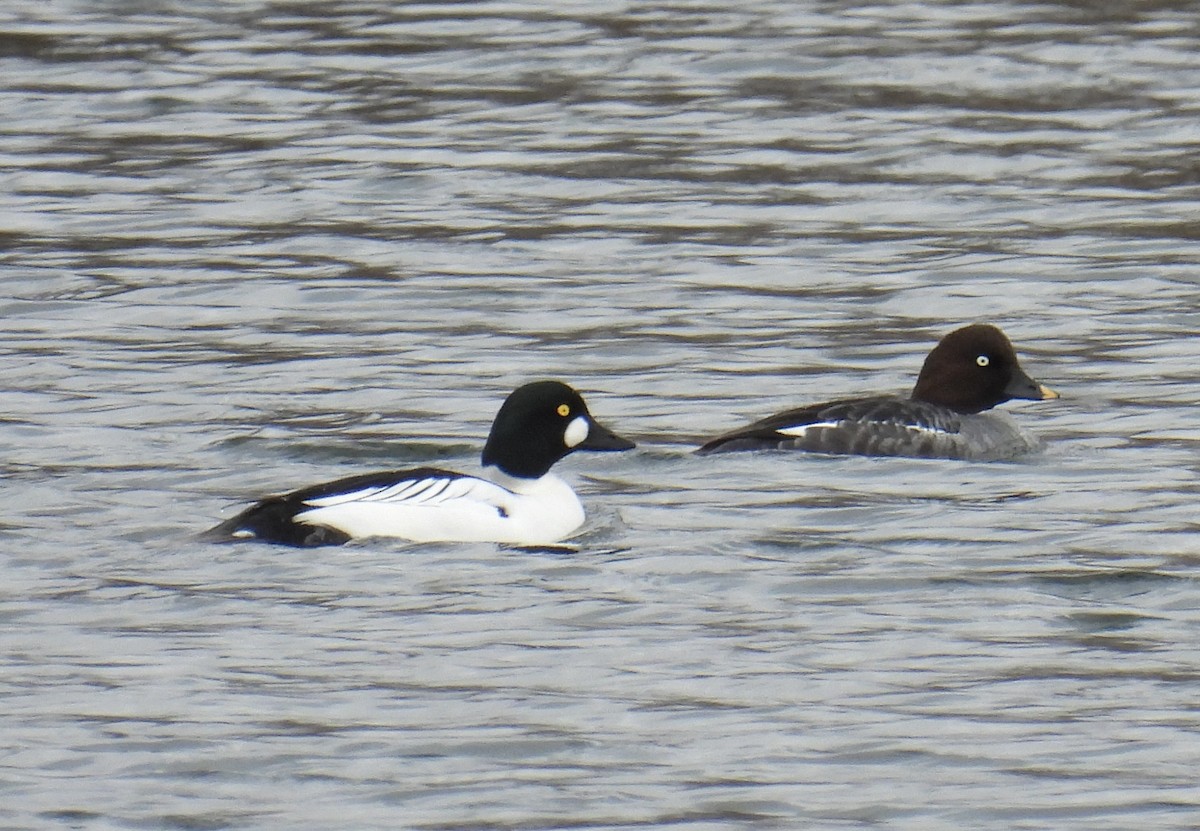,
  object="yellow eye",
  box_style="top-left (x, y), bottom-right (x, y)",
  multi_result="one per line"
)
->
top-left (976, 355), bottom-right (990, 367)
top-left (557, 404), bottom-right (571, 417)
